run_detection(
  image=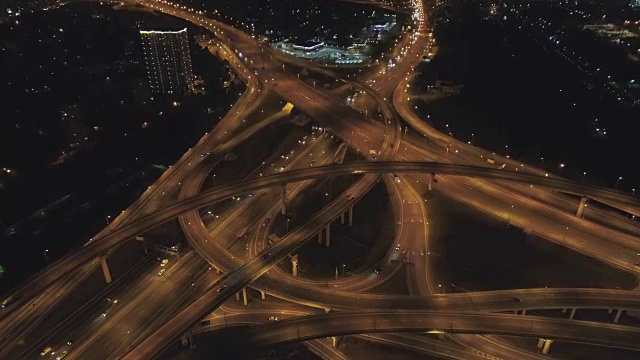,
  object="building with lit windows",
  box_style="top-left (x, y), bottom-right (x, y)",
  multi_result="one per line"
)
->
top-left (632, 0), bottom-right (640, 9)
top-left (139, 28), bottom-right (195, 95)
